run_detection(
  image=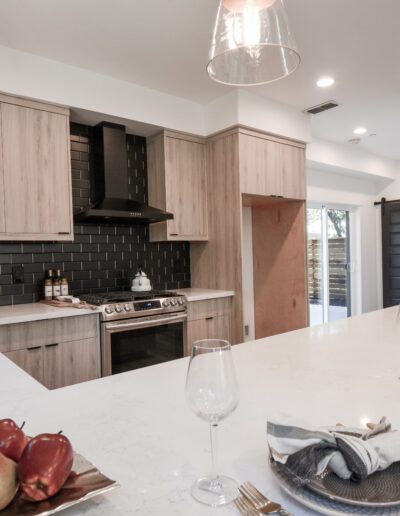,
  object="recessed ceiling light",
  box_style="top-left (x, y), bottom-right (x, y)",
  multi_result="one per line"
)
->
top-left (348, 138), bottom-right (361, 145)
top-left (354, 127), bottom-right (367, 135)
top-left (316, 77), bottom-right (335, 88)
